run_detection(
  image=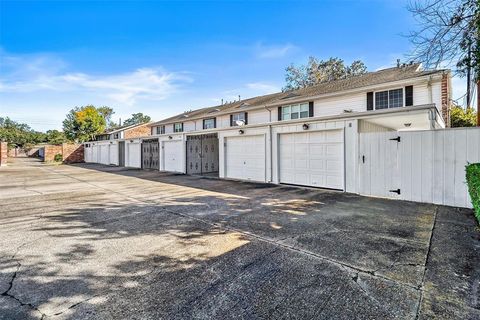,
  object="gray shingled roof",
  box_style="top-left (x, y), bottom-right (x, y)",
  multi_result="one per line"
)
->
top-left (150, 64), bottom-right (446, 126)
